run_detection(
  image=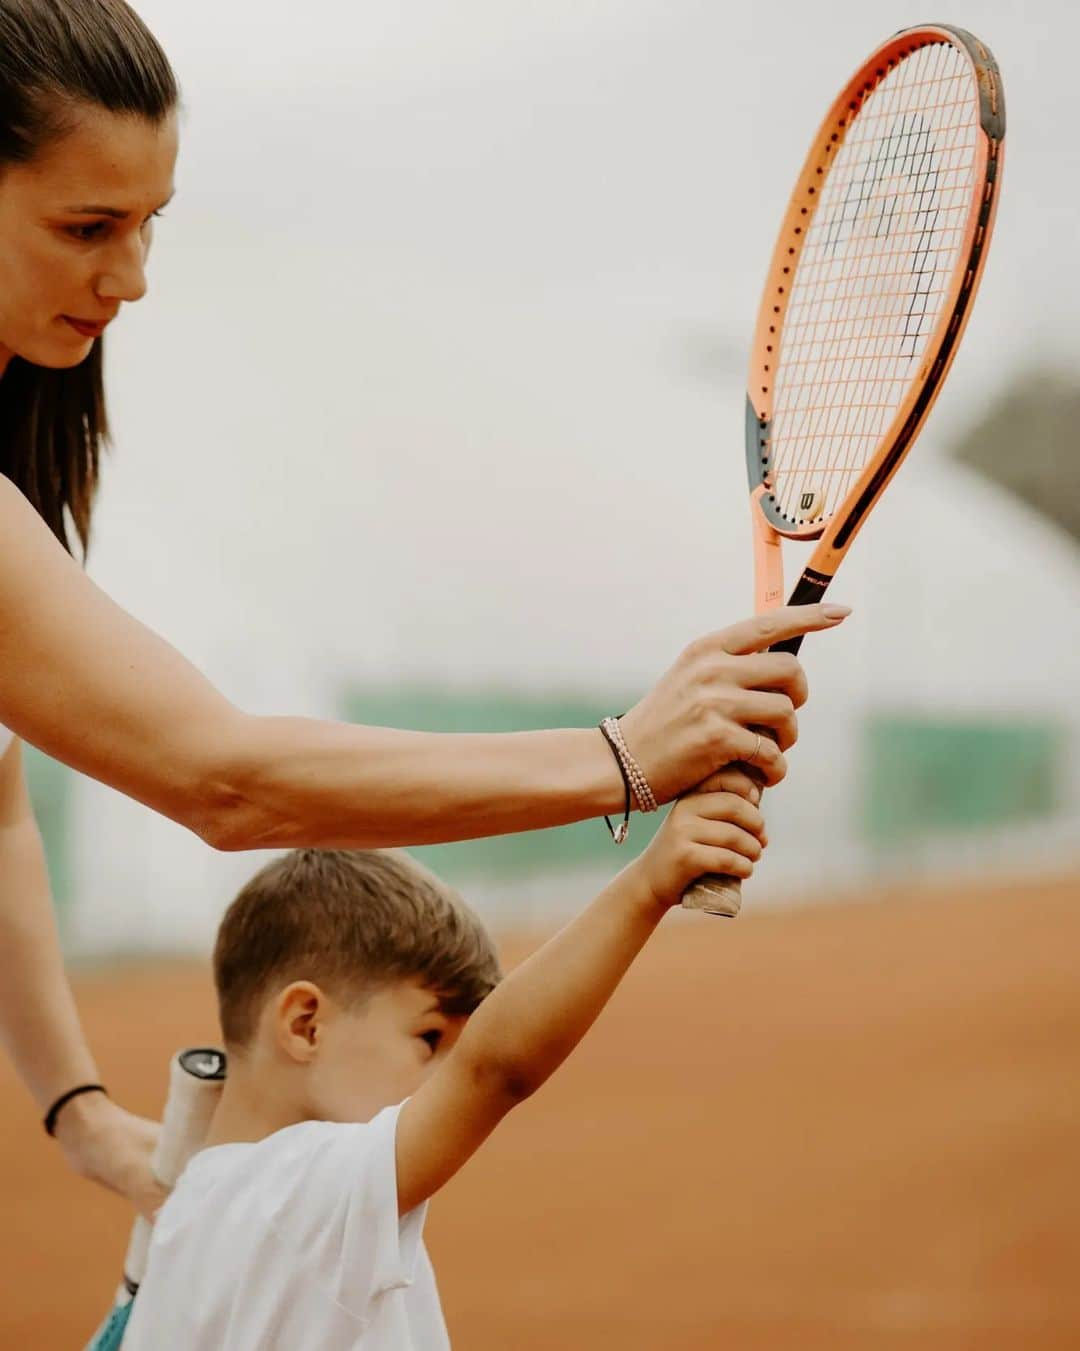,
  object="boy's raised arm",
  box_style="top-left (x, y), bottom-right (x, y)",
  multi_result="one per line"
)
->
top-left (394, 769), bottom-right (767, 1215)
